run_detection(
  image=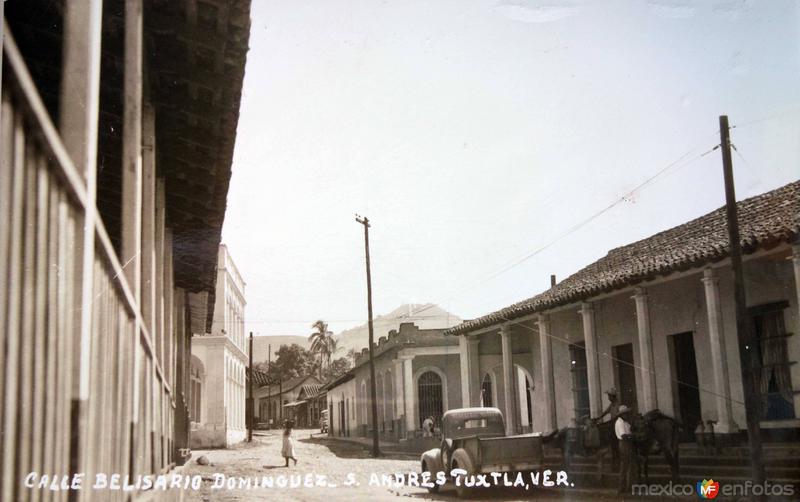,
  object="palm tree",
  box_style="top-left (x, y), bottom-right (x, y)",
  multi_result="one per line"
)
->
top-left (308, 320), bottom-right (337, 379)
